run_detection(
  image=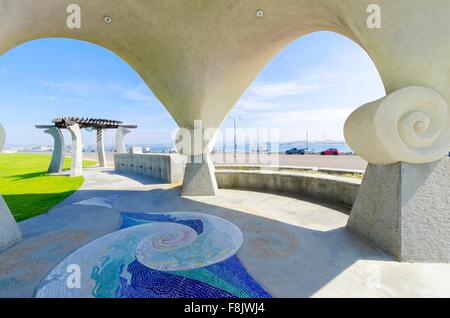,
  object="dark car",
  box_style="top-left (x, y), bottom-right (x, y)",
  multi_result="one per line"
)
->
top-left (285, 148), bottom-right (305, 155)
top-left (321, 148), bottom-right (340, 155)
